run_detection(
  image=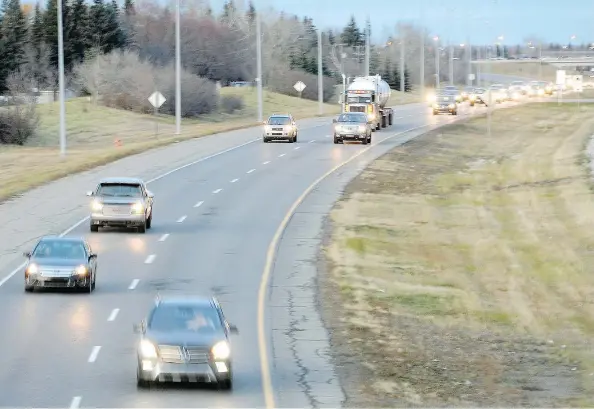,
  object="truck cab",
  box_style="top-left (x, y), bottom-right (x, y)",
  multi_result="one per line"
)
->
top-left (344, 76), bottom-right (394, 131)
